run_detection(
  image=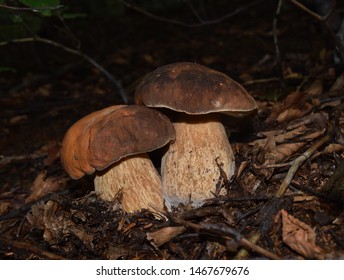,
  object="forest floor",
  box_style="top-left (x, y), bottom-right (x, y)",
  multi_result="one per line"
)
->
top-left (0, 1), bottom-right (343, 259)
